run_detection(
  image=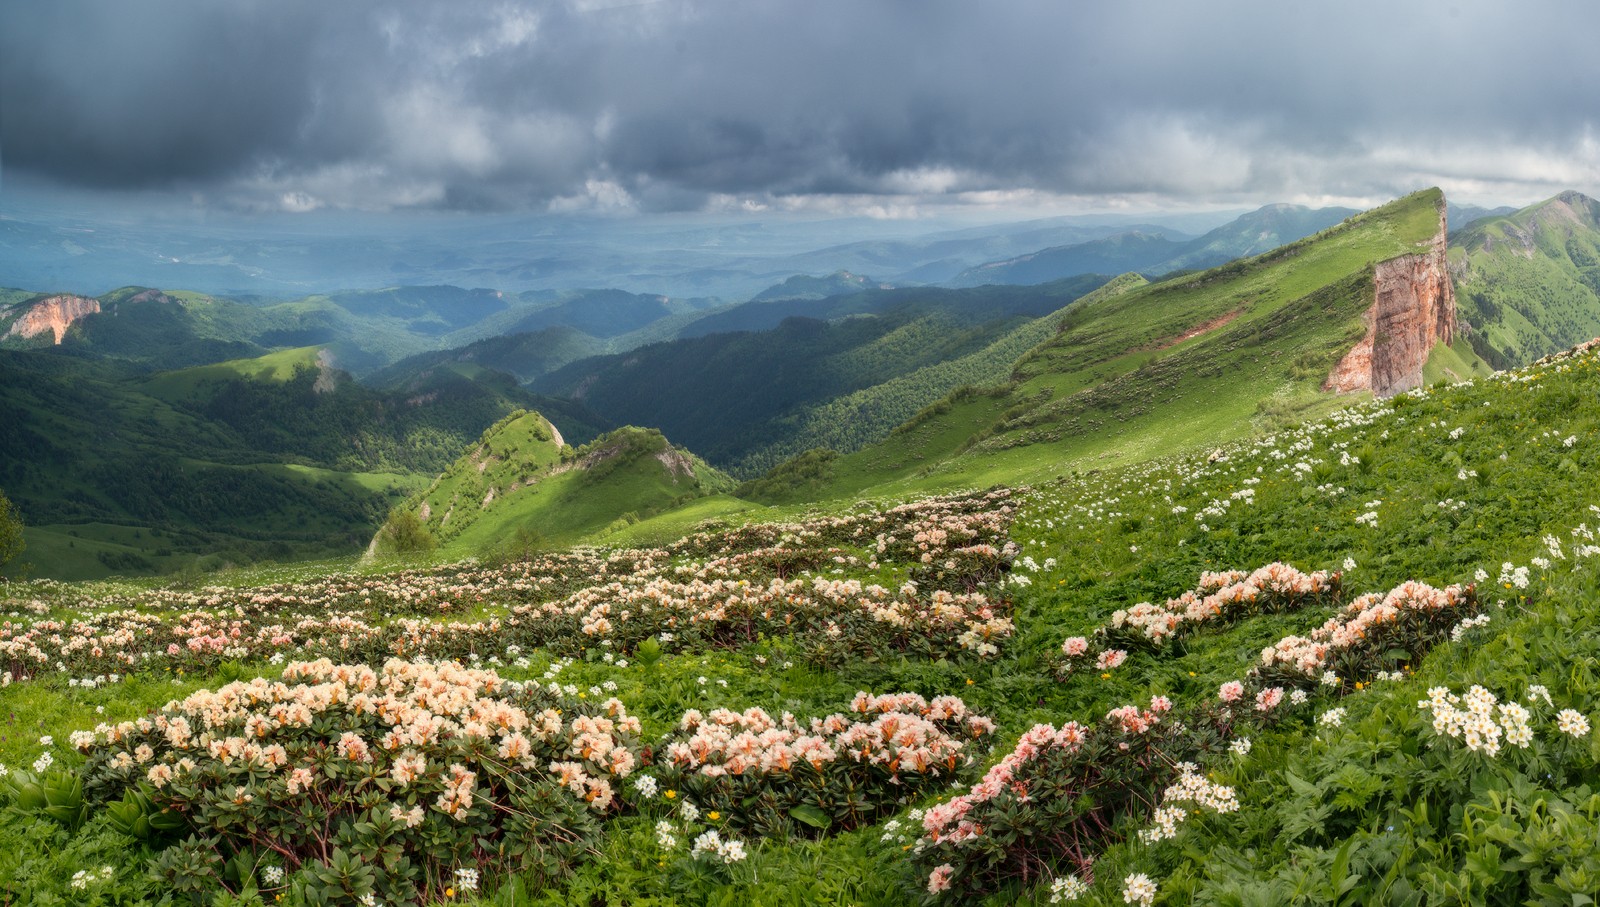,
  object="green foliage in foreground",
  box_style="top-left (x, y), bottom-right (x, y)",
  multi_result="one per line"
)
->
top-left (4, 340), bottom-right (1600, 905)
